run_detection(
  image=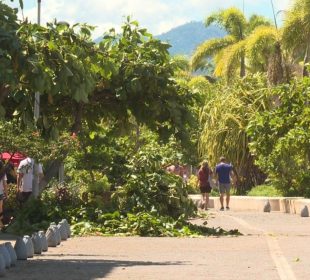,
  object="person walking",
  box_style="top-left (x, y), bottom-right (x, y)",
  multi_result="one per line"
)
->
top-left (215, 156), bottom-right (235, 211)
top-left (0, 161), bottom-right (8, 229)
top-left (197, 160), bottom-right (213, 210)
top-left (17, 157), bottom-right (43, 206)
